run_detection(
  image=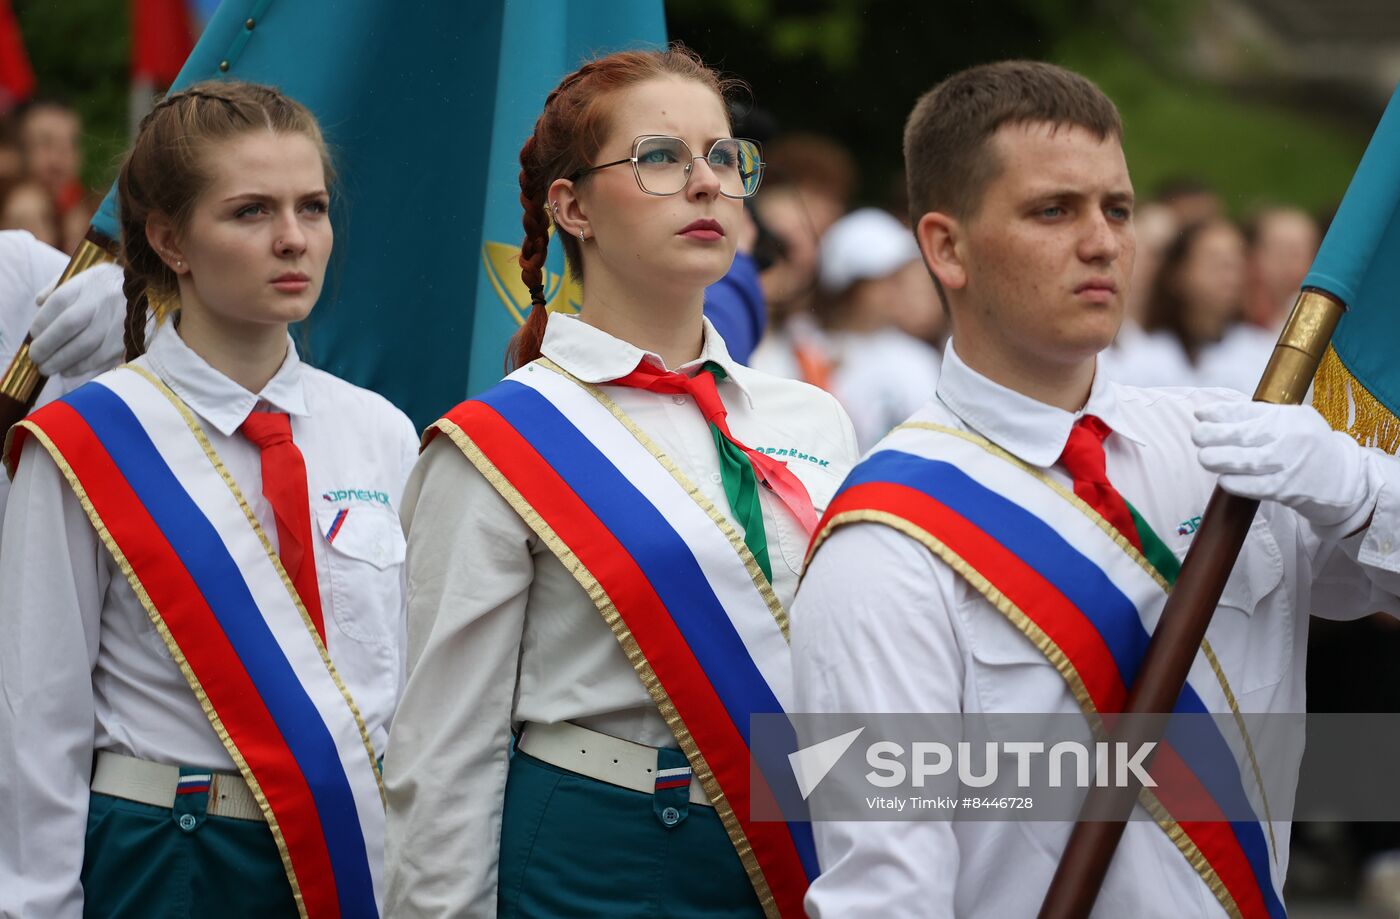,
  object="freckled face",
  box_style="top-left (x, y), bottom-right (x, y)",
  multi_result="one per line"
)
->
top-left (953, 122), bottom-right (1136, 374)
